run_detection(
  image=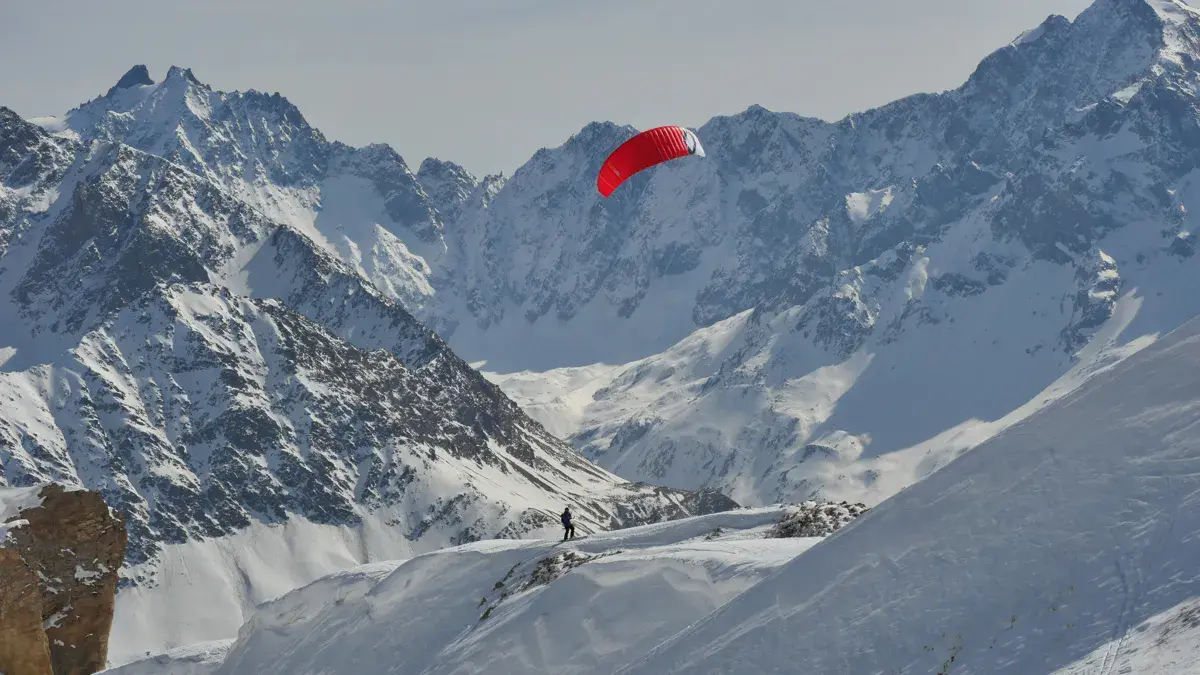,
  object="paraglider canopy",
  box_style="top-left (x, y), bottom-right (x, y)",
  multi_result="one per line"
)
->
top-left (596, 125), bottom-right (705, 197)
